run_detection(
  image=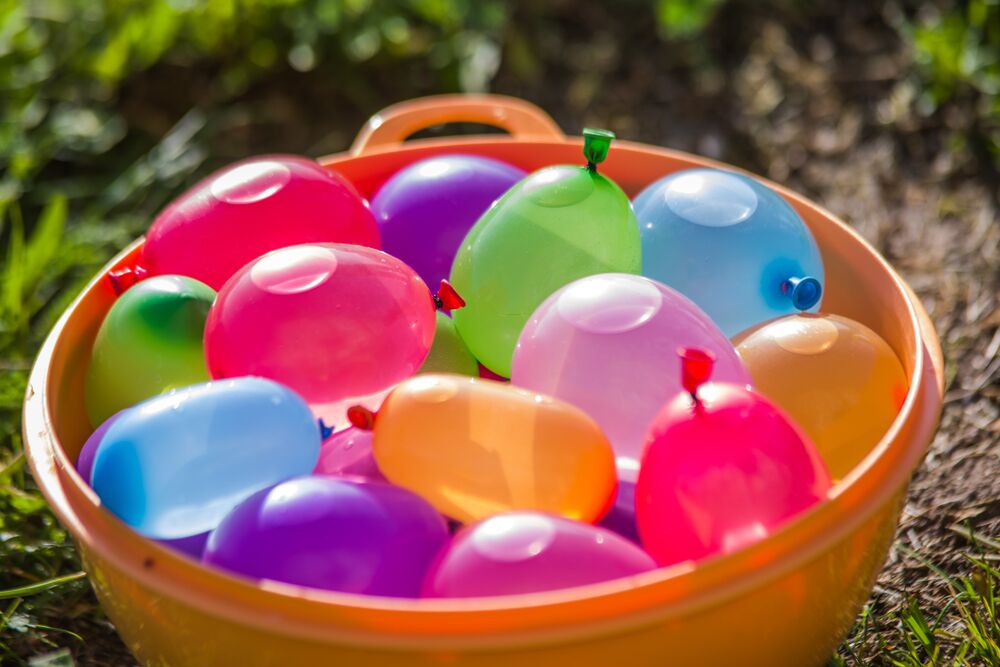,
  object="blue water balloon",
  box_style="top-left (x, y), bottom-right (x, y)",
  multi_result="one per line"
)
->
top-left (91, 377), bottom-right (321, 540)
top-left (633, 168), bottom-right (824, 336)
